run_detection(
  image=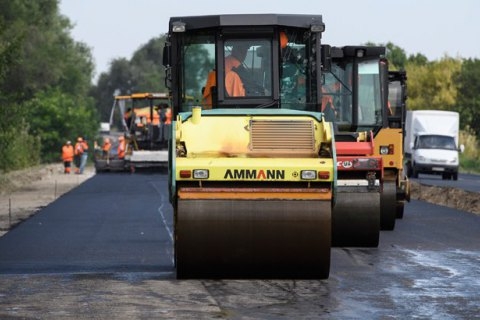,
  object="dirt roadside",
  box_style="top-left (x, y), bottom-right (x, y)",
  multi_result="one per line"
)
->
top-left (0, 164), bottom-right (478, 238)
